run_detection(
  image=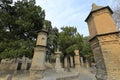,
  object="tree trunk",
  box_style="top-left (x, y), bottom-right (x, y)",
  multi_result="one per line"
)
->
top-left (67, 56), bottom-right (70, 72)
